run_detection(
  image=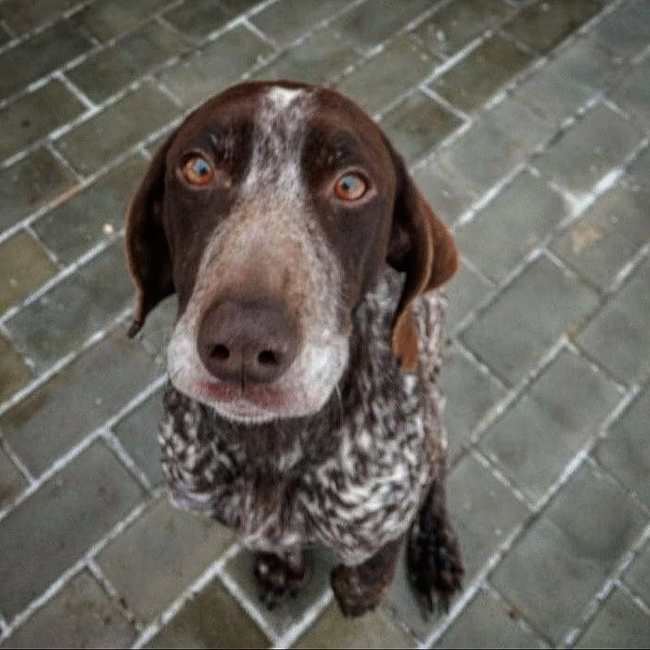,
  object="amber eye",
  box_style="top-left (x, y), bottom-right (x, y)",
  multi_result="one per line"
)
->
top-left (182, 155), bottom-right (215, 186)
top-left (334, 173), bottom-right (367, 201)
